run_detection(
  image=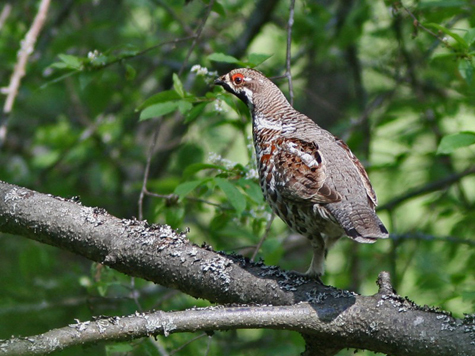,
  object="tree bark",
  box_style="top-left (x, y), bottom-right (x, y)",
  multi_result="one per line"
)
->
top-left (0, 181), bottom-right (474, 356)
